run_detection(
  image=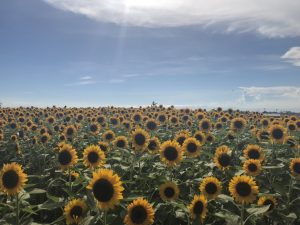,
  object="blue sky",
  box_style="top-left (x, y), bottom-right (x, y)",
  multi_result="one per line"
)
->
top-left (0, 0), bottom-right (300, 111)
